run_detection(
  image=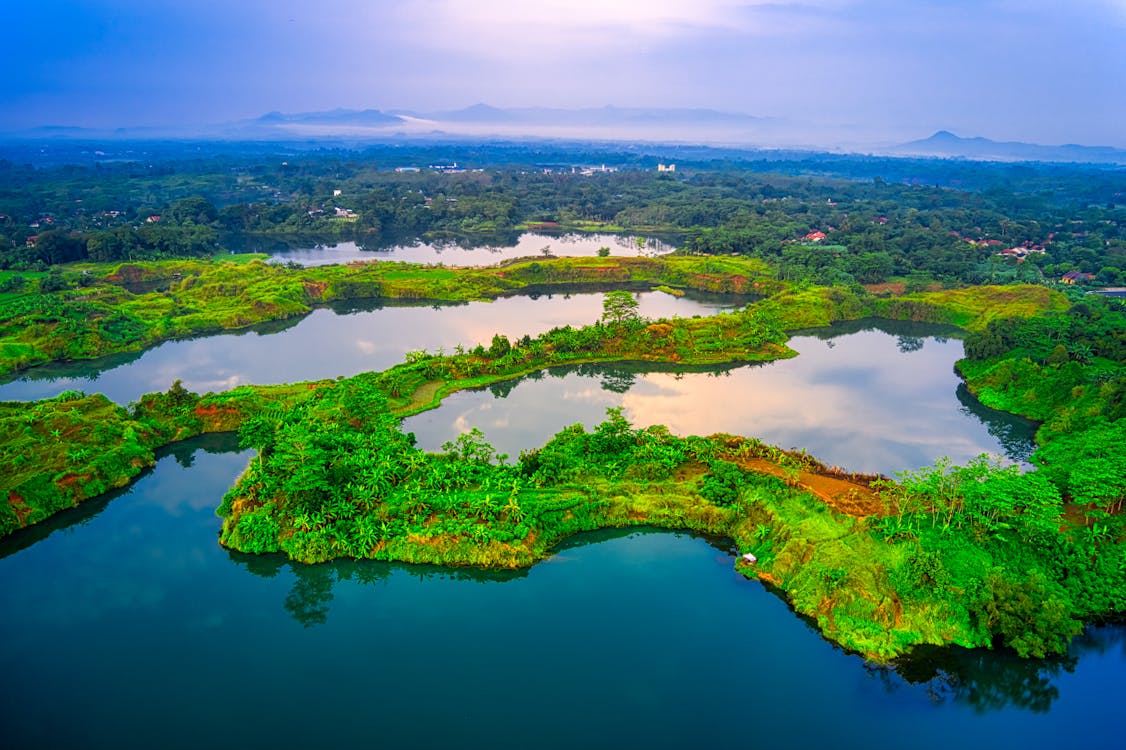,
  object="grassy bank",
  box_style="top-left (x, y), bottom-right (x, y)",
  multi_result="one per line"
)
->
top-left (214, 376), bottom-right (1125, 661)
top-left (3, 276), bottom-right (1118, 663)
top-left (0, 254), bottom-right (780, 377)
